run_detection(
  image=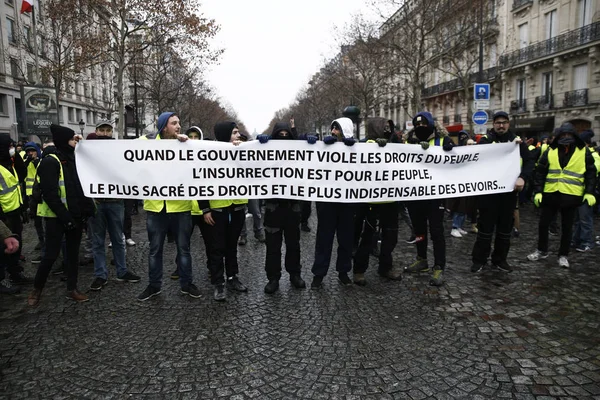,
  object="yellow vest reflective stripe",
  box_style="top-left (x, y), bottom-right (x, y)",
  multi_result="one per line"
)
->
top-left (428, 137), bottom-right (441, 147)
top-left (25, 162), bottom-right (36, 195)
top-left (19, 150), bottom-right (26, 160)
top-left (0, 165), bottom-right (22, 213)
top-left (528, 145), bottom-right (535, 151)
top-left (544, 147), bottom-right (586, 196)
top-left (191, 200), bottom-right (203, 216)
top-left (36, 154), bottom-right (67, 217)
